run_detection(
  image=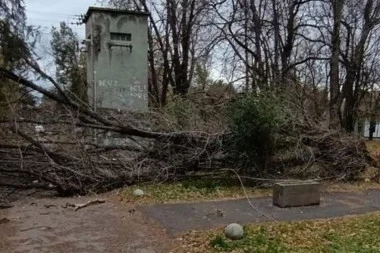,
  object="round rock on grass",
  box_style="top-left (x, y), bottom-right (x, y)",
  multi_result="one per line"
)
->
top-left (133, 189), bottom-right (144, 197)
top-left (224, 223), bottom-right (244, 240)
